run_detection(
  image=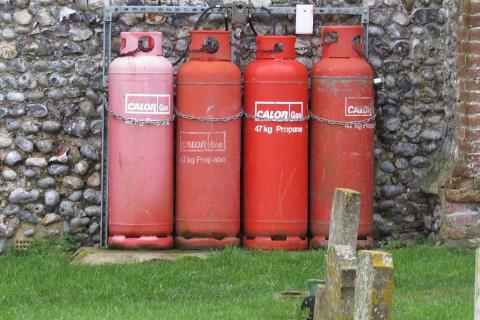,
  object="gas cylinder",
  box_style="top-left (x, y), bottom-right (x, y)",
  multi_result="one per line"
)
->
top-left (310, 26), bottom-right (375, 248)
top-left (107, 32), bottom-right (174, 249)
top-left (243, 35), bottom-right (309, 250)
top-left (175, 30), bottom-right (241, 249)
